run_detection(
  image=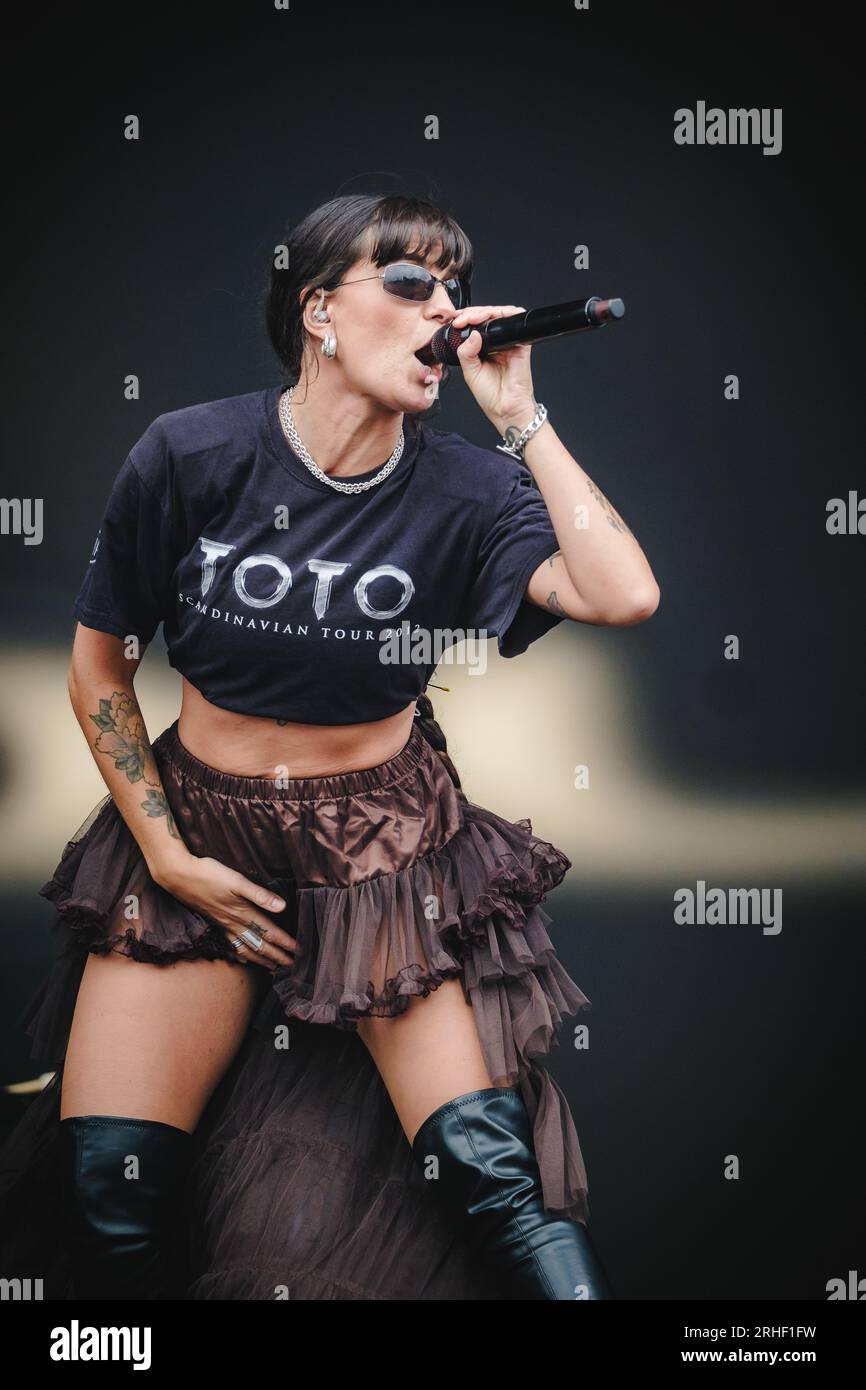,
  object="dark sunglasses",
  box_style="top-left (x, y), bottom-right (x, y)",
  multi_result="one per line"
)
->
top-left (330, 262), bottom-right (471, 310)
